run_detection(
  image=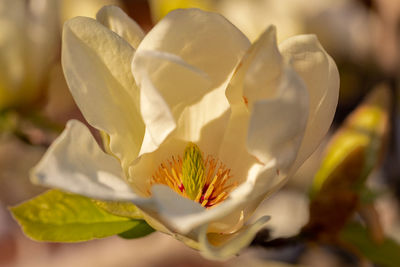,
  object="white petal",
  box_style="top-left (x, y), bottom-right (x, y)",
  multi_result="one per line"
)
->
top-left (247, 65), bottom-right (309, 174)
top-left (230, 65), bottom-right (310, 224)
top-left (217, 33), bottom-right (336, 227)
top-left (132, 8), bottom-right (250, 153)
top-left (136, 8), bottom-right (250, 88)
top-left (279, 34), bottom-right (339, 173)
top-left (148, 183), bottom-right (252, 234)
top-left (198, 216), bottom-right (270, 260)
top-left (62, 17), bottom-right (144, 168)
top-left (225, 25), bottom-right (283, 107)
top-left (231, 162), bottom-right (280, 225)
top-left (217, 104), bottom-right (259, 186)
top-left (219, 26), bottom-right (284, 185)
top-left (128, 137), bottom-right (188, 196)
top-left (242, 26), bottom-right (283, 107)
top-left (150, 185), bottom-right (205, 230)
top-left (133, 50), bottom-right (211, 155)
top-left (250, 190), bottom-right (309, 239)
top-left (96, 5), bottom-right (144, 49)
top-left (174, 83), bottom-right (231, 156)
top-left (31, 120), bottom-right (138, 201)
